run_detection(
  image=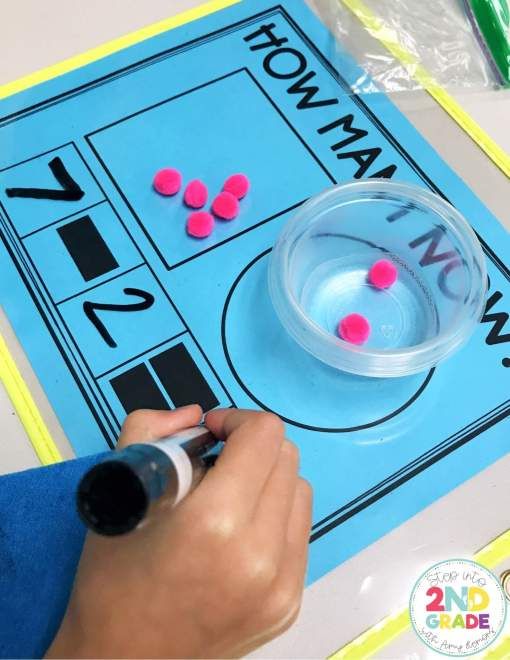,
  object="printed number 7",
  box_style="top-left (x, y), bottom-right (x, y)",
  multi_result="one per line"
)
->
top-left (6, 157), bottom-right (84, 201)
top-left (83, 287), bottom-right (155, 348)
